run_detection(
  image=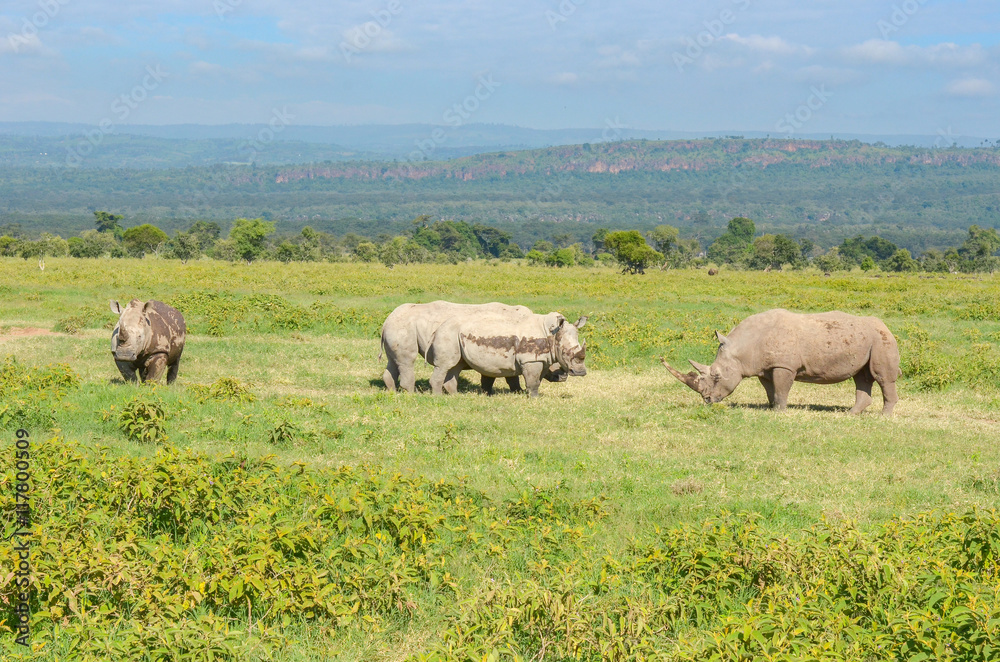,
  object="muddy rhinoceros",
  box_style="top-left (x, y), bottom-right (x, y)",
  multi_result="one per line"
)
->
top-left (427, 312), bottom-right (587, 397)
top-left (110, 299), bottom-right (186, 384)
top-left (380, 301), bottom-right (565, 394)
top-left (663, 309), bottom-right (900, 416)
